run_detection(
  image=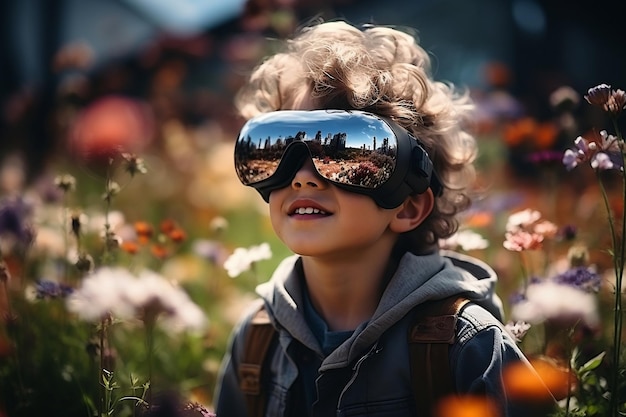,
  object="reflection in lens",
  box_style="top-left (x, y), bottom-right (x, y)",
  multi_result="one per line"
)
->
top-left (235, 133), bottom-right (280, 184)
top-left (310, 132), bottom-right (396, 189)
top-left (235, 111), bottom-right (398, 188)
